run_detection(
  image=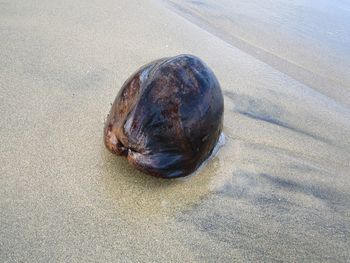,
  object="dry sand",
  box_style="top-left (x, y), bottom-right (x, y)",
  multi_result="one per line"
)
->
top-left (1, 0), bottom-right (350, 262)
